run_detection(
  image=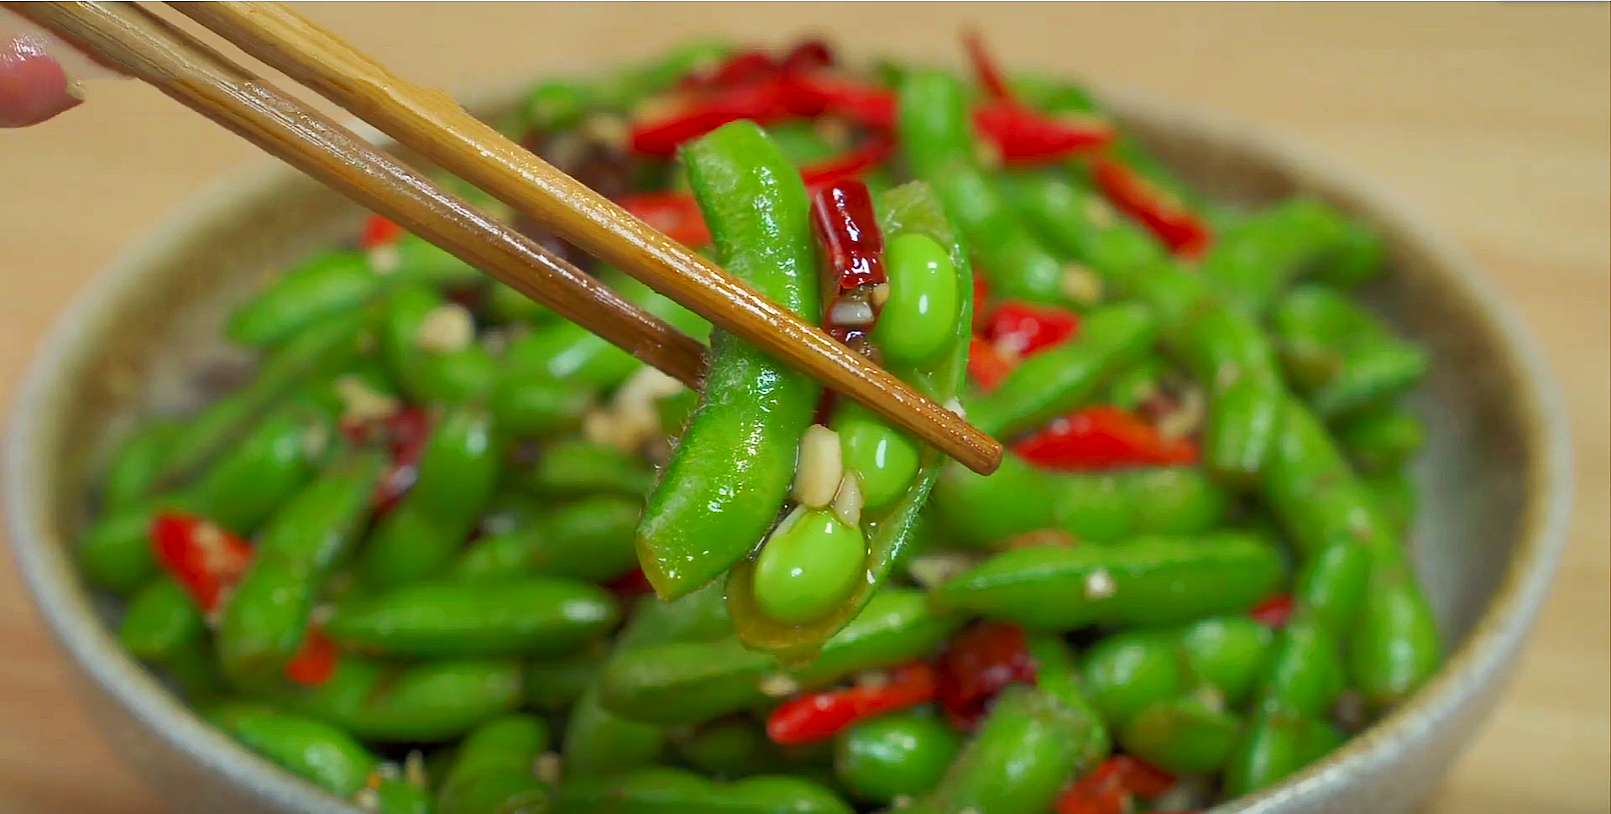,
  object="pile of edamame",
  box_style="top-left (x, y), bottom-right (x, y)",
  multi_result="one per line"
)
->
top-left (84, 35), bottom-right (1439, 814)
